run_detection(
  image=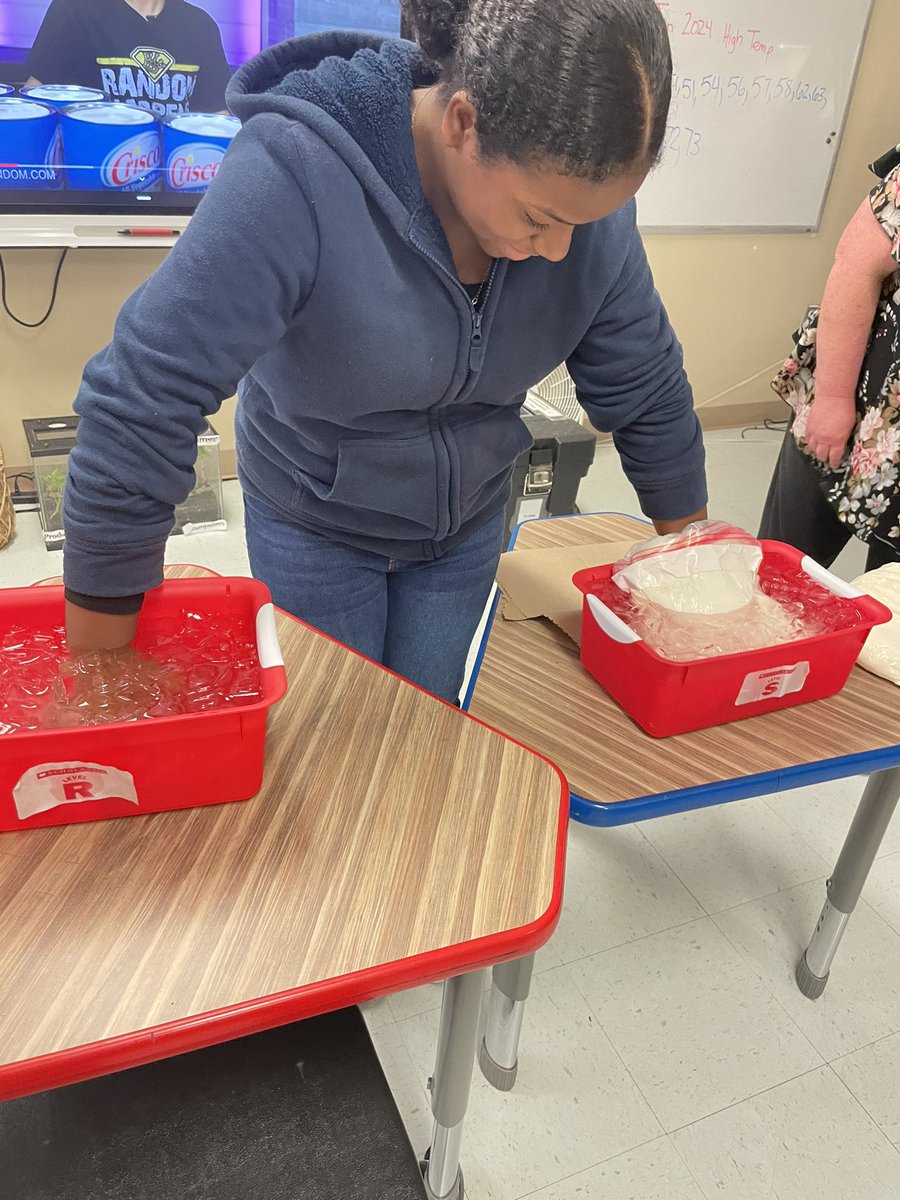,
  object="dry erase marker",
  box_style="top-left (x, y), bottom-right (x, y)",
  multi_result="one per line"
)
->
top-left (118, 228), bottom-right (181, 237)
